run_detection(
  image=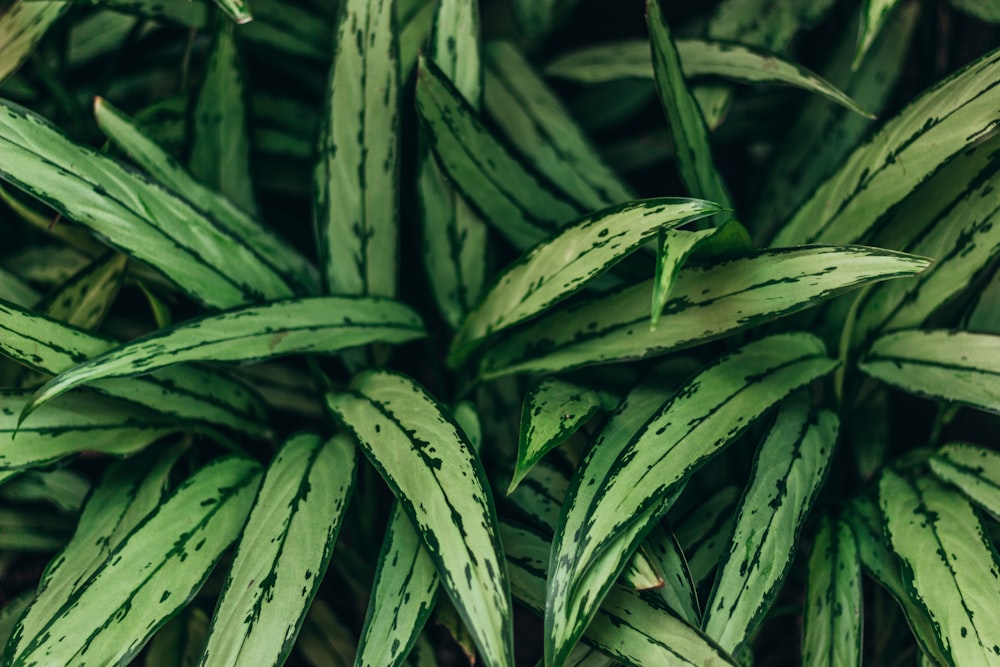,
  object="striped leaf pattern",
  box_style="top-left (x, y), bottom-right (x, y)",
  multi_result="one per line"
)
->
top-left (930, 443), bottom-right (1000, 521)
top-left (326, 371), bottom-right (513, 667)
top-left (479, 246), bottom-right (929, 380)
top-left (0, 101), bottom-right (298, 309)
top-left (22, 295), bottom-right (426, 418)
top-left (315, 0), bottom-right (400, 298)
top-left (856, 0), bottom-right (901, 66)
top-left (201, 434), bottom-right (356, 667)
top-left (801, 515), bottom-right (863, 666)
top-left (5, 456), bottom-right (262, 667)
top-left (879, 468), bottom-right (1000, 666)
top-left (546, 333), bottom-right (837, 666)
top-left (858, 329), bottom-right (1000, 413)
top-left (703, 392), bottom-right (838, 653)
top-left (32, 251), bottom-right (126, 331)
top-left (0, 1), bottom-right (69, 82)
top-left (450, 197), bottom-right (719, 362)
